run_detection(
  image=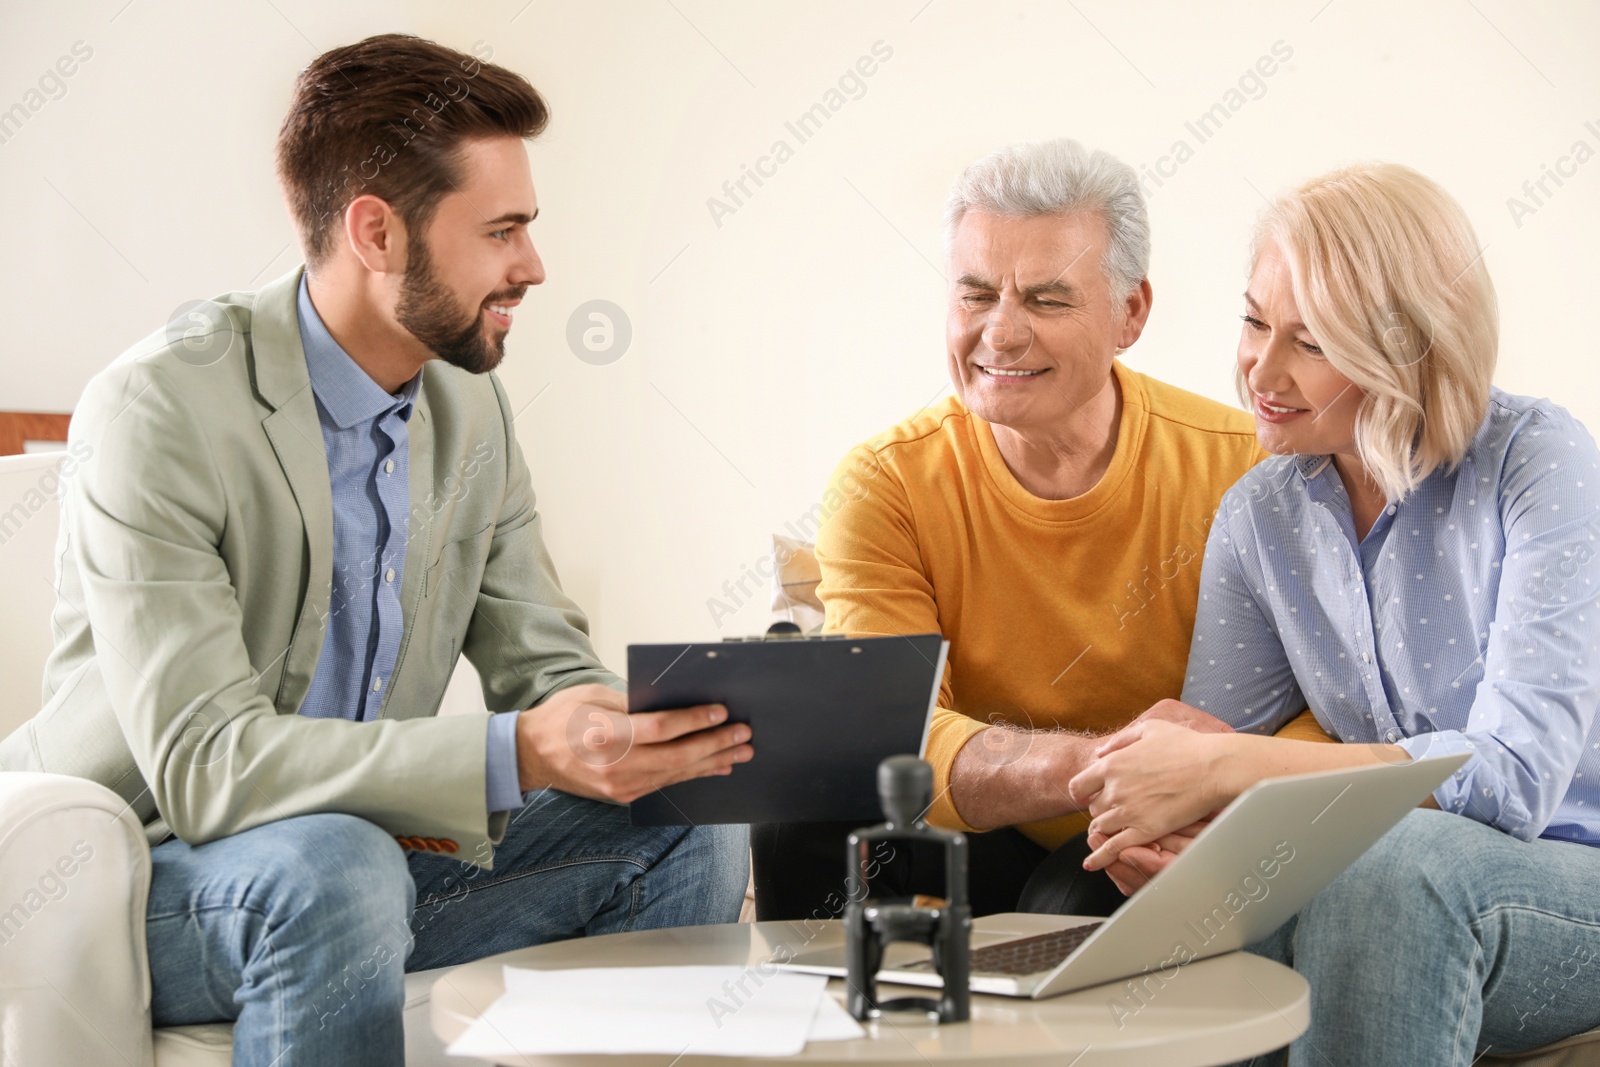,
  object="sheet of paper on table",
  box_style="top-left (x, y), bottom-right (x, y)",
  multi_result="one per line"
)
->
top-left (444, 965), bottom-right (866, 1060)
